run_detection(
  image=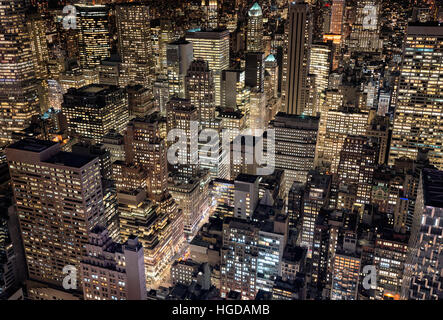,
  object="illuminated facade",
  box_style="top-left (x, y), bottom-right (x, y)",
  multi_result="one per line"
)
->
top-left (185, 59), bottom-right (216, 128)
top-left (388, 24), bottom-right (443, 170)
top-left (118, 189), bottom-right (184, 285)
top-left (247, 2), bottom-right (264, 52)
top-left (63, 84), bottom-right (129, 143)
top-left (6, 139), bottom-right (104, 286)
top-left (76, 4), bottom-right (111, 69)
top-left (186, 29), bottom-right (230, 107)
top-left (116, 3), bottom-right (153, 88)
top-left (0, 0), bottom-right (39, 146)
top-left (80, 227), bottom-right (147, 300)
top-left (282, 1), bottom-right (312, 115)
top-left (330, 252), bottom-right (361, 300)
